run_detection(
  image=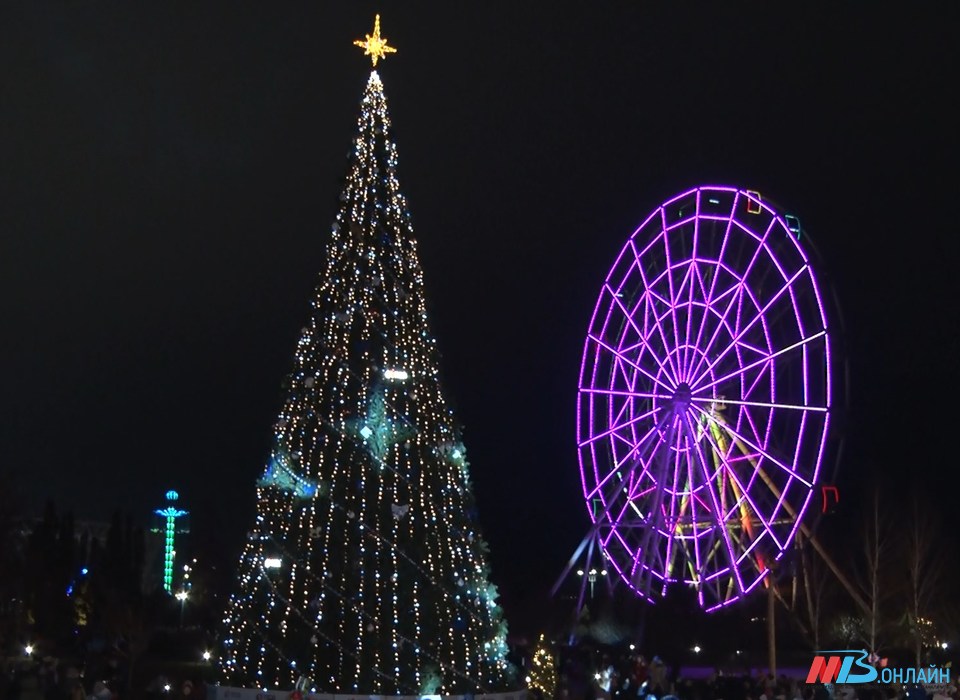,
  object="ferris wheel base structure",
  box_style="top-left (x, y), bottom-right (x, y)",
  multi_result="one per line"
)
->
top-left (561, 185), bottom-right (852, 619)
